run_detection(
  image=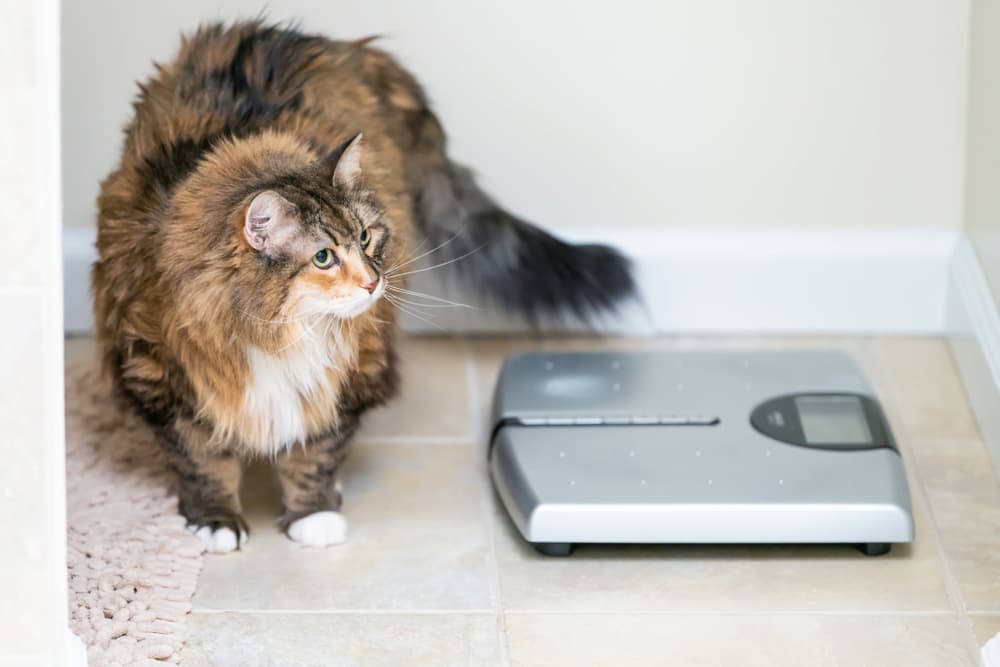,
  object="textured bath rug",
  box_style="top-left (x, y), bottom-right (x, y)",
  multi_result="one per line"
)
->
top-left (65, 363), bottom-right (204, 666)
